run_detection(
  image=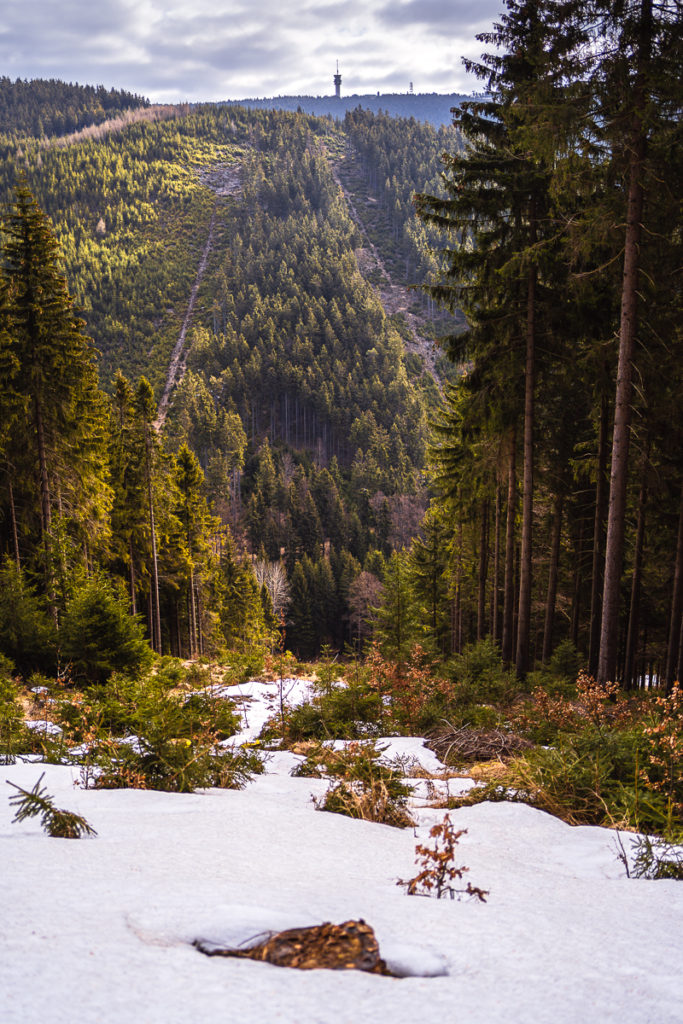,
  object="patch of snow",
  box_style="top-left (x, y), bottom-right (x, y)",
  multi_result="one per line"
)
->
top-left (25, 719), bottom-right (62, 735)
top-left (210, 677), bottom-right (317, 745)
top-left (381, 942), bottom-right (449, 978)
top-left (2, 760), bottom-right (683, 1022)
top-left (3, 680), bottom-right (683, 1023)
